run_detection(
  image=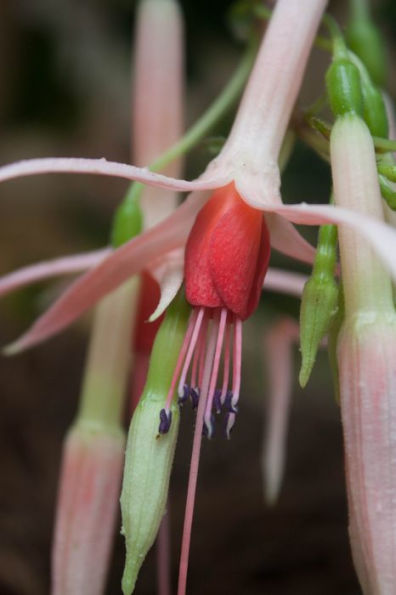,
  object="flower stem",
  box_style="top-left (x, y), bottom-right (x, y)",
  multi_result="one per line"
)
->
top-left (77, 278), bottom-right (140, 430)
